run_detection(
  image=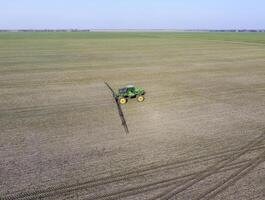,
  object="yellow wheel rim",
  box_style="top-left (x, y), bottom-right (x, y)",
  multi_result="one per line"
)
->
top-left (137, 96), bottom-right (144, 102)
top-left (119, 98), bottom-right (126, 104)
